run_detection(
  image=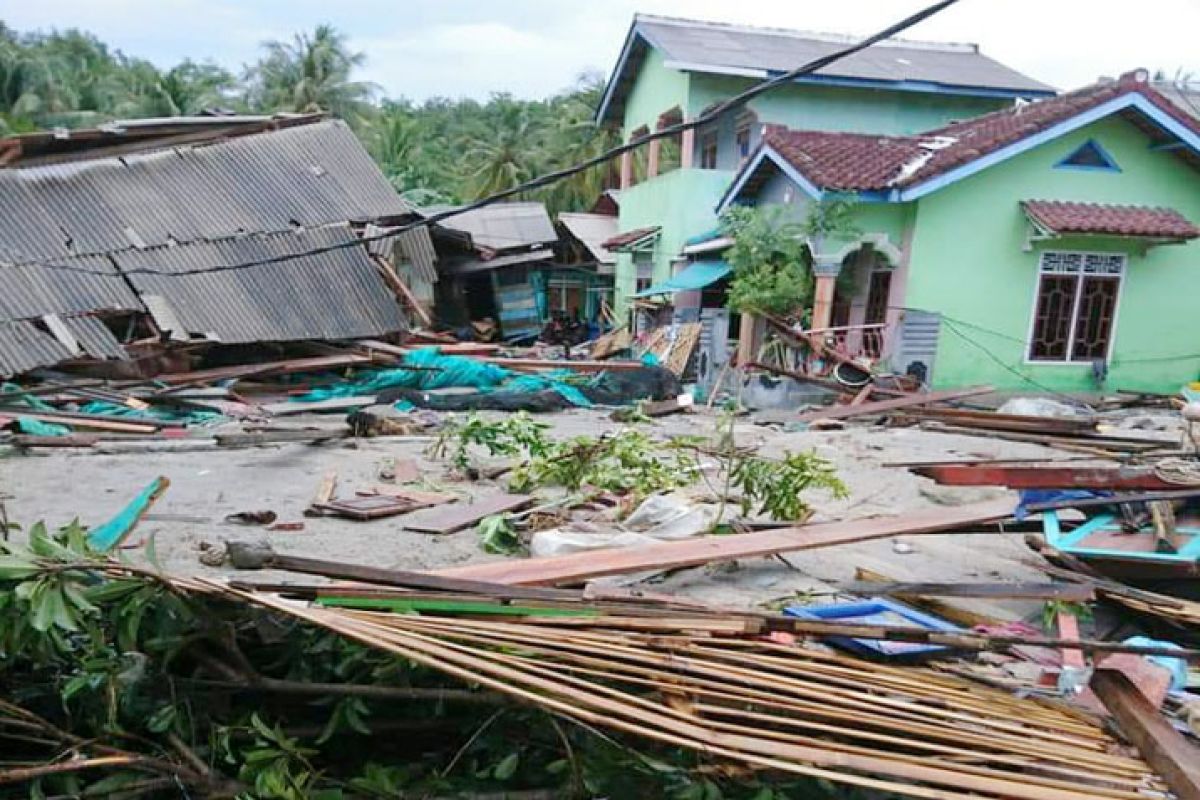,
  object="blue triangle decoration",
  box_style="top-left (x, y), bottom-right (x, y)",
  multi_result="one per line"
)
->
top-left (1056, 139), bottom-right (1120, 171)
